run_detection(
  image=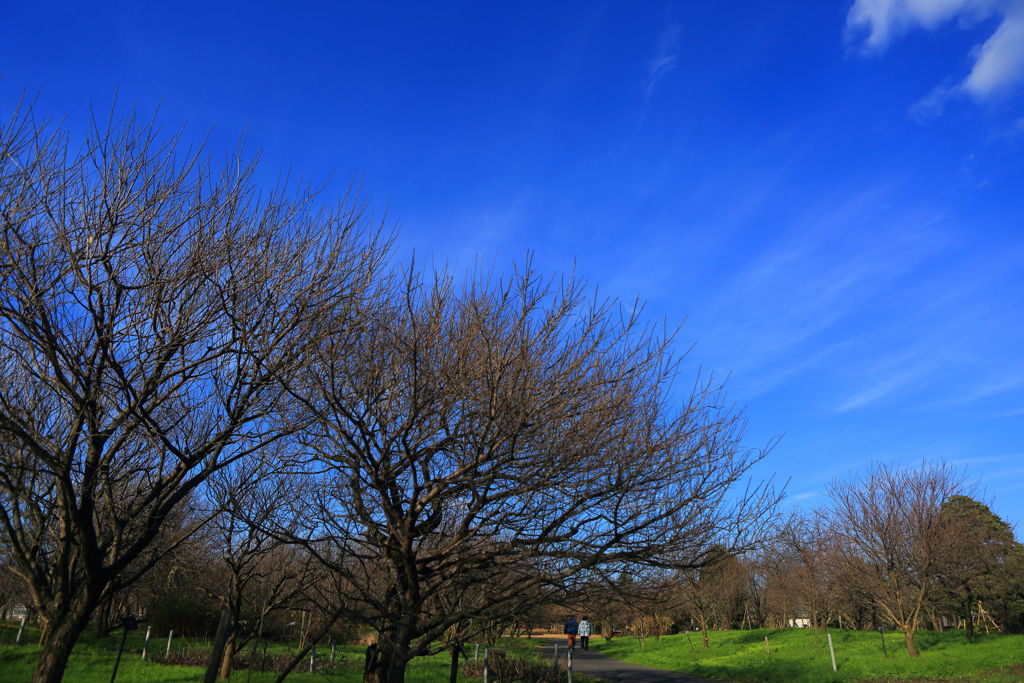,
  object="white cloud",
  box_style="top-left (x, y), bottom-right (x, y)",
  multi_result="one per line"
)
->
top-left (908, 82), bottom-right (959, 120)
top-left (963, 2), bottom-right (1024, 96)
top-left (847, 0), bottom-right (1024, 102)
top-left (847, 0), bottom-right (1001, 51)
top-left (646, 23), bottom-right (681, 98)
top-left (991, 406), bottom-right (1024, 418)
